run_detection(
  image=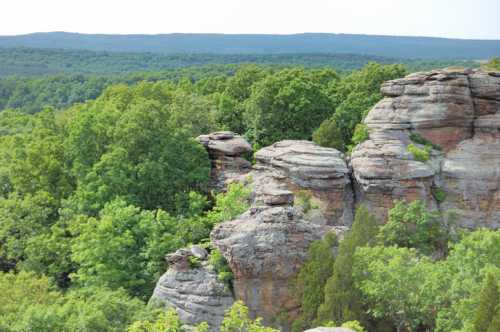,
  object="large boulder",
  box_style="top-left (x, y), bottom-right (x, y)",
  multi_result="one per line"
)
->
top-left (197, 131), bottom-right (252, 192)
top-left (150, 247), bottom-right (233, 332)
top-left (352, 69), bottom-right (500, 228)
